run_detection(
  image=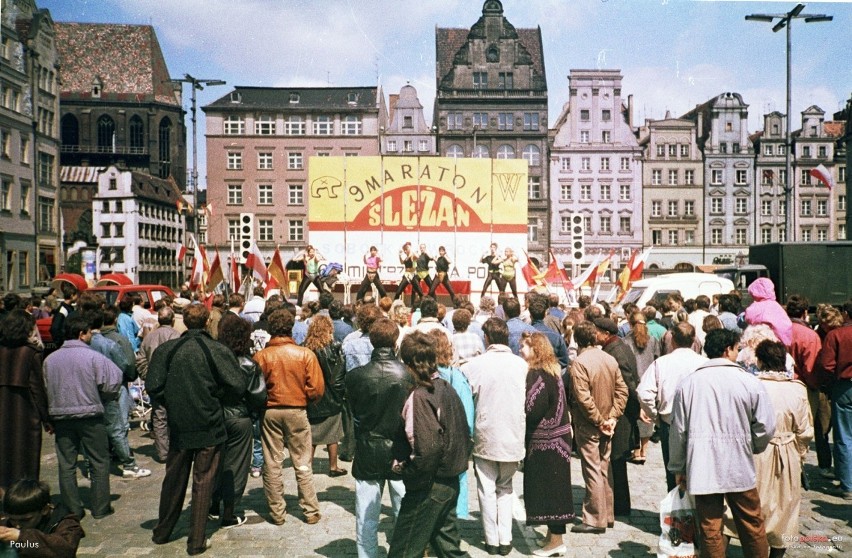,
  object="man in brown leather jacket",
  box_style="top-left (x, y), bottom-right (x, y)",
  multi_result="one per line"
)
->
top-left (253, 309), bottom-right (325, 526)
